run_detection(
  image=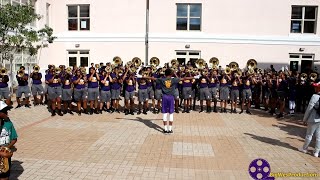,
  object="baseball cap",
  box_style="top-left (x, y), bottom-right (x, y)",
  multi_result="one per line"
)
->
top-left (0, 101), bottom-right (12, 114)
